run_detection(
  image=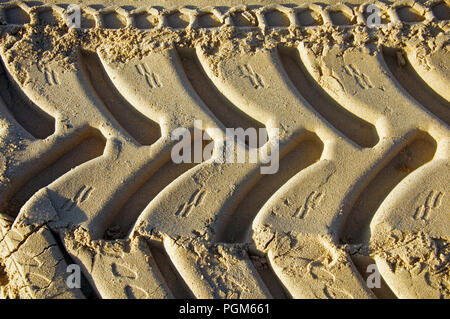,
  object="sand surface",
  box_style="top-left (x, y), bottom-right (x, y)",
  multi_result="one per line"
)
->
top-left (0, 0), bottom-right (449, 299)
